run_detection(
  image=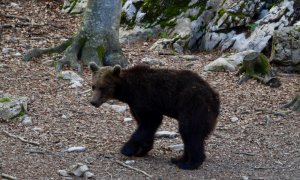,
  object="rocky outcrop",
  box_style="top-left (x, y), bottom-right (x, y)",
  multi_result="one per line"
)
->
top-left (270, 23), bottom-right (300, 72)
